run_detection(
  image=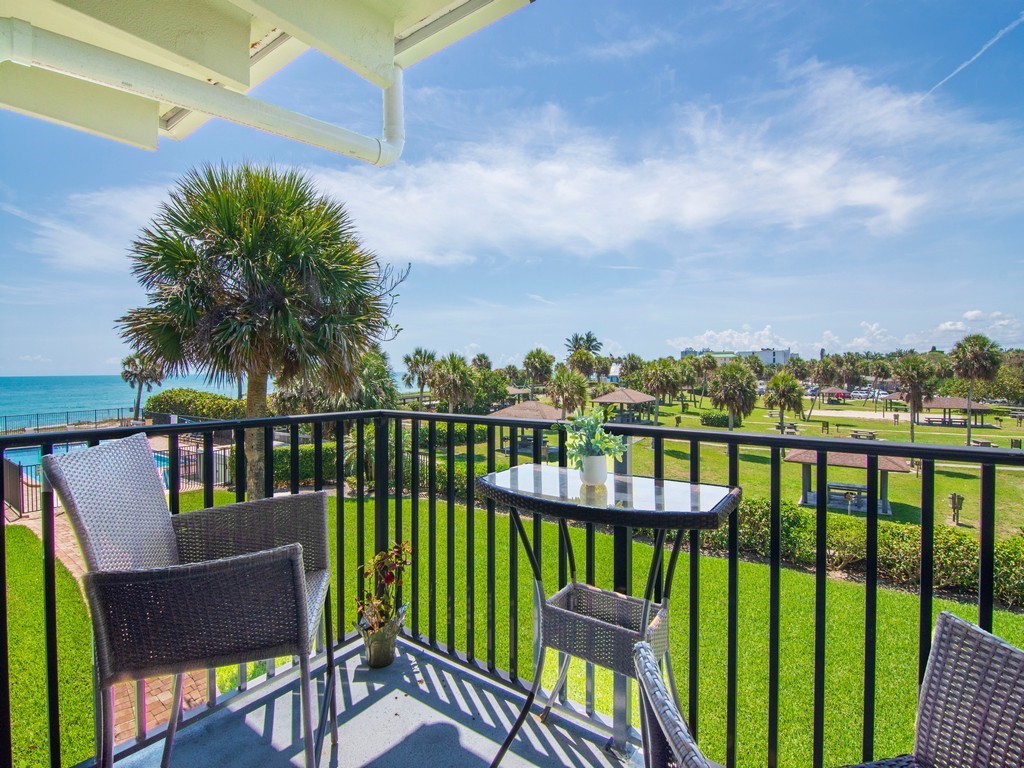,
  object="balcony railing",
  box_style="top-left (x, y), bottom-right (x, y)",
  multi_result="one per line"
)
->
top-left (2, 409), bottom-right (1023, 768)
